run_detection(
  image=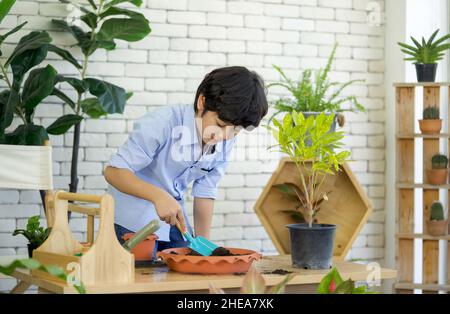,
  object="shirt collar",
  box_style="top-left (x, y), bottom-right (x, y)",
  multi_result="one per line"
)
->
top-left (180, 105), bottom-right (223, 153)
